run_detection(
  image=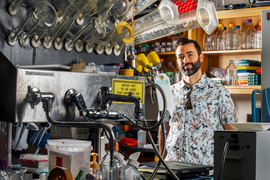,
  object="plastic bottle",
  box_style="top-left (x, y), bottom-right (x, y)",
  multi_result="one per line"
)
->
top-left (166, 62), bottom-right (176, 85)
top-left (100, 143), bottom-right (125, 180)
top-left (216, 24), bottom-right (225, 51)
top-left (225, 60), bottom-right (238, 86)
top-left (85, 153), bottom-right (102, 180)
top-left (225, 24), bottom-right (235, 50)
top-left (233, 25), bottom-right (241, 50)
top-left (256, 22), bottom-right (261, 49)
top-left (137, 129), bottom-right (146, 148)
top-left (158, 59), bottom-right (168, 74)
top-left (124, 159), bottom-right (141, 180)
top-left (241, 19), bottom-right (256, 49)
top-left (172, 34), bottom-right (179, 51)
